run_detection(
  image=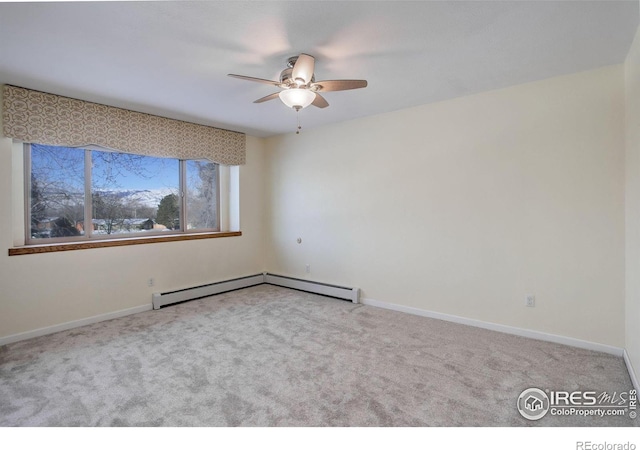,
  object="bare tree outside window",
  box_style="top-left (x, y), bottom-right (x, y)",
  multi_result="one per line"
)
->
top-left (186, 160), bottom-right (218, 230)
top-left (29, 145), bottom-right (84, 239)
